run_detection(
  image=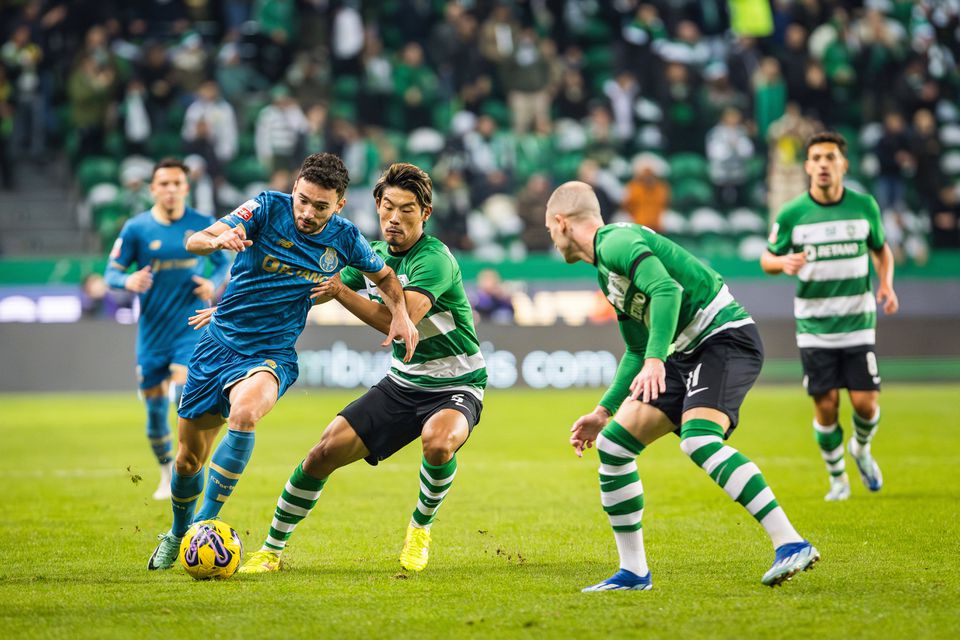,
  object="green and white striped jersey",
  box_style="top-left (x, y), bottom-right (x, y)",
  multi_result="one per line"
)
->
top-left (594, 223), bottom-right (753, 413)
top-left (340, 234), bottom-right (487, 399)
top-left (768, 189), bottom-right (885, 349)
